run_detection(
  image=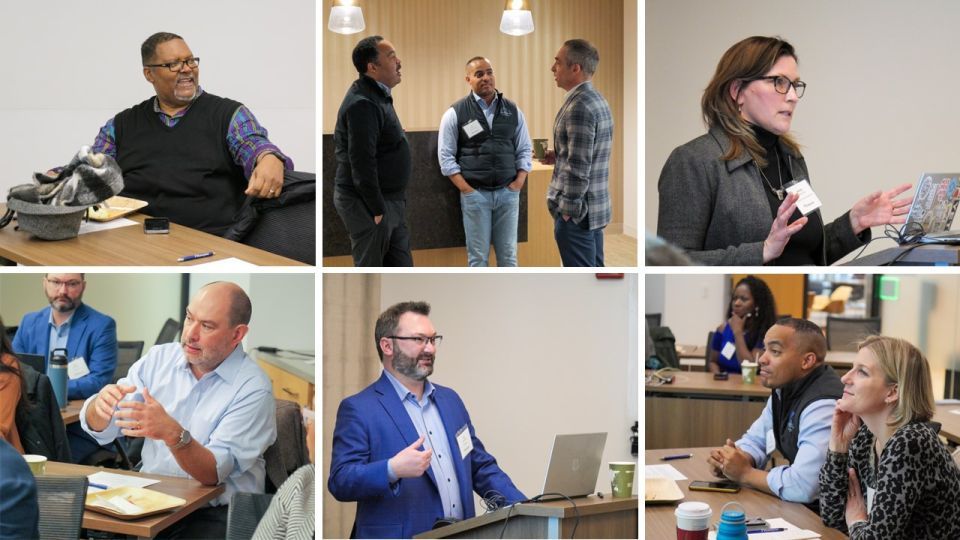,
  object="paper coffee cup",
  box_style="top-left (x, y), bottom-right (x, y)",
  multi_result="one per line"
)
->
top-left (675, 501), bottom-right (712, 540)
top-left (23, 454), bottom-right (47, 475)
top-left (741, 361), bottom-right (758, 385)
top-left (609, 461), bottom-right (635, 498)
